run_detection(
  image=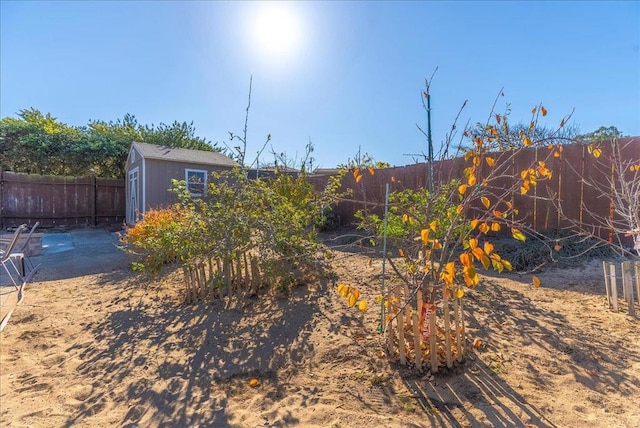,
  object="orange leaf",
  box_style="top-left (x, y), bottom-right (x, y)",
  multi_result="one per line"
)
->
top-left (368, 167), bottom-right (375, 175)
top-left (355, 174), bottom-right (363, 183)
top-left (249, 378), bottom-right (260, 387)
top-left (481, 196), bottom-right (491, 209)
top-left (469, 238), bottom-right (478, 249)
top-left (541, 106), bottom-right (547, 116)
top-left (479, 223), bottom-right (490, 234)
top-left (483, 242), bottom-right (494, 255)
top-left (554, 244), bottom-right (562, 251)
top-left (472, 247), bottom-right (484, 261)
top-left (460, 252), bottom-right (472, 267)
top-left (468, 174), bottom-right (477, 186)
top-left (493, 210), bottom-right (502, 218)
top-left (523, 136), bottom-right (532, 146)
top-left (458, 184), bottom-right (468, 195)
top-left (532, 276), bottom-right (541, 288)
top-left (486, 157), bottom-right (495, 167)
top-left (491, 222), bottom-right (501, 232)
top-left (531, 107), bottom-right (537, 115)
top-left (495, 114), bottom-right (501, 124)
top-left (473, 338), bottom-right (483, 349)
top-left (456, 204), bottom-right (463, 215)
top-left (391, 176), bottom-right (396, 183)
top-left (398, 248), bottom-right (405, 257)
top-left (470, 219), bottom-right (480, 230)
top-left (353, 168), bottom-right (360, 179)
